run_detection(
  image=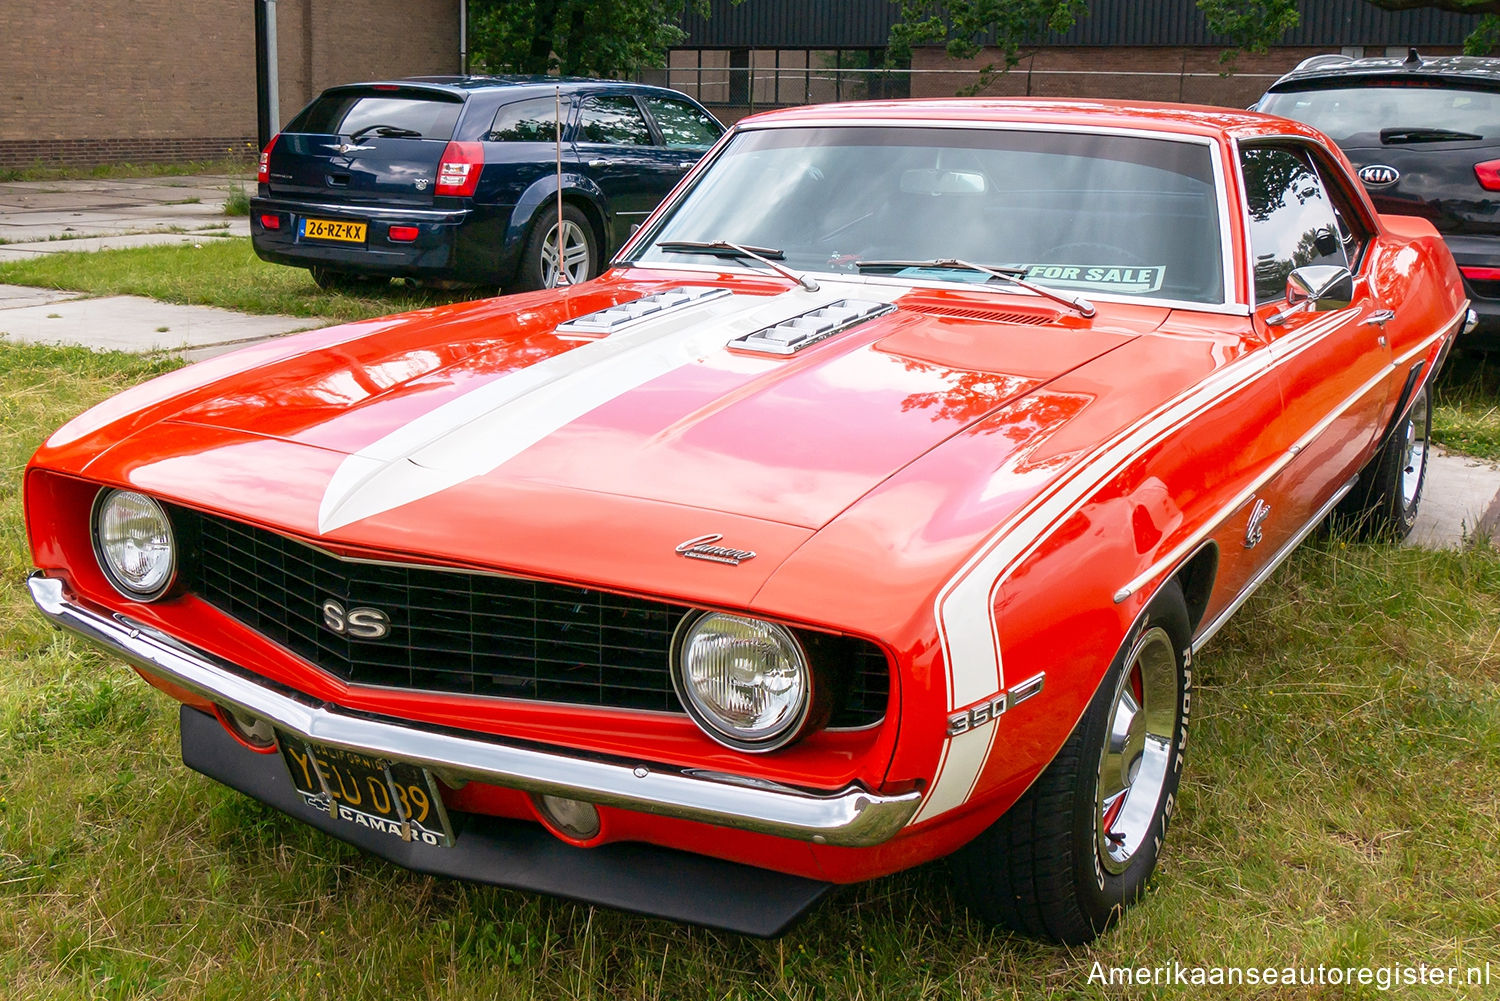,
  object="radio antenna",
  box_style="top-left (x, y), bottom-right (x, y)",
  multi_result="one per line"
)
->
top-left (553, 85), bottom-right (569, 288)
